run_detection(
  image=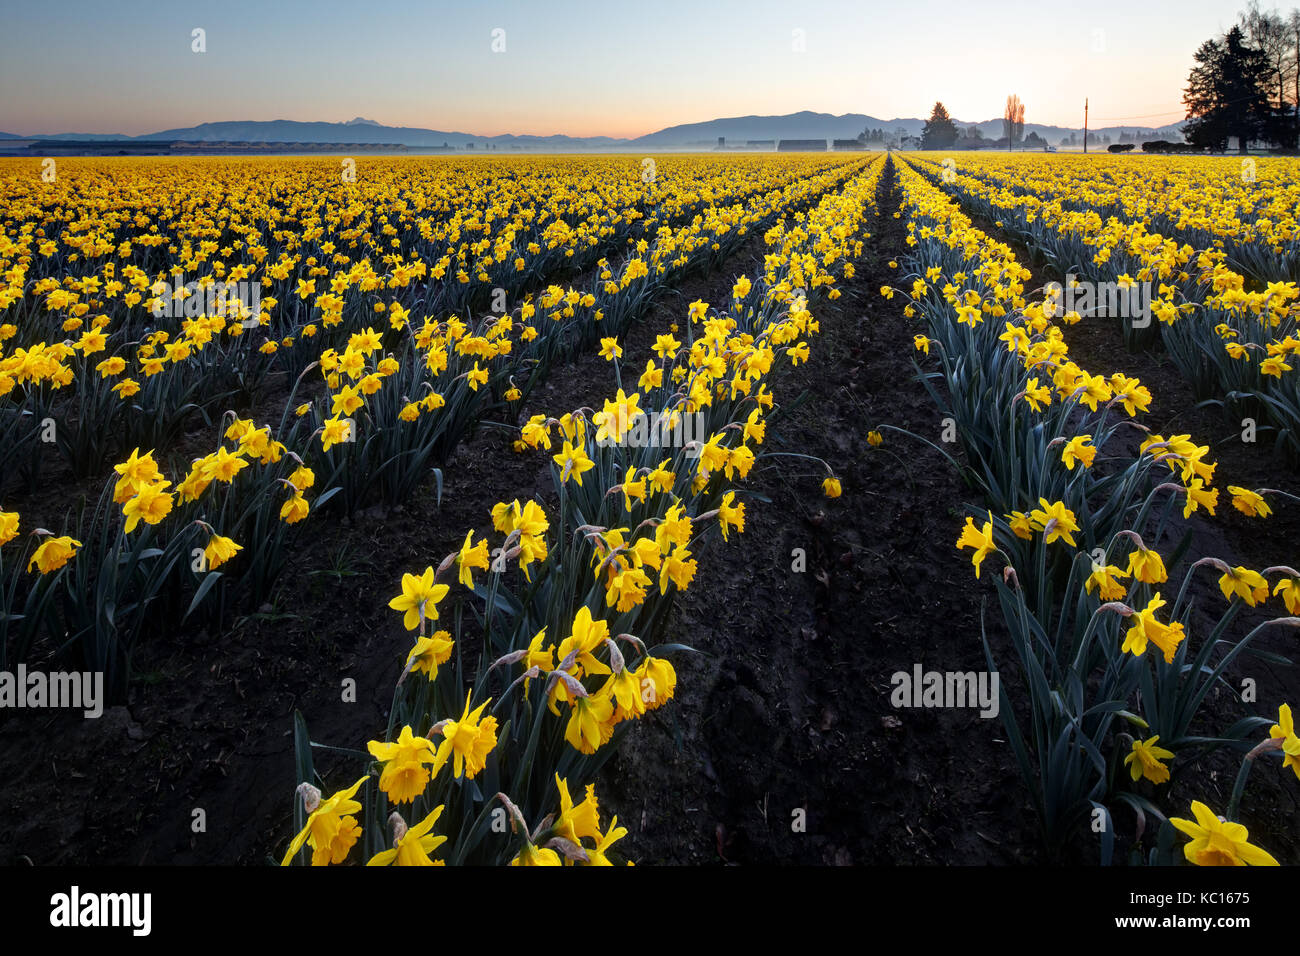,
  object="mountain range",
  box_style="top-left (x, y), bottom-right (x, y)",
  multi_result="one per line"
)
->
top-left (0, 110), bottom-right (1186, 148)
